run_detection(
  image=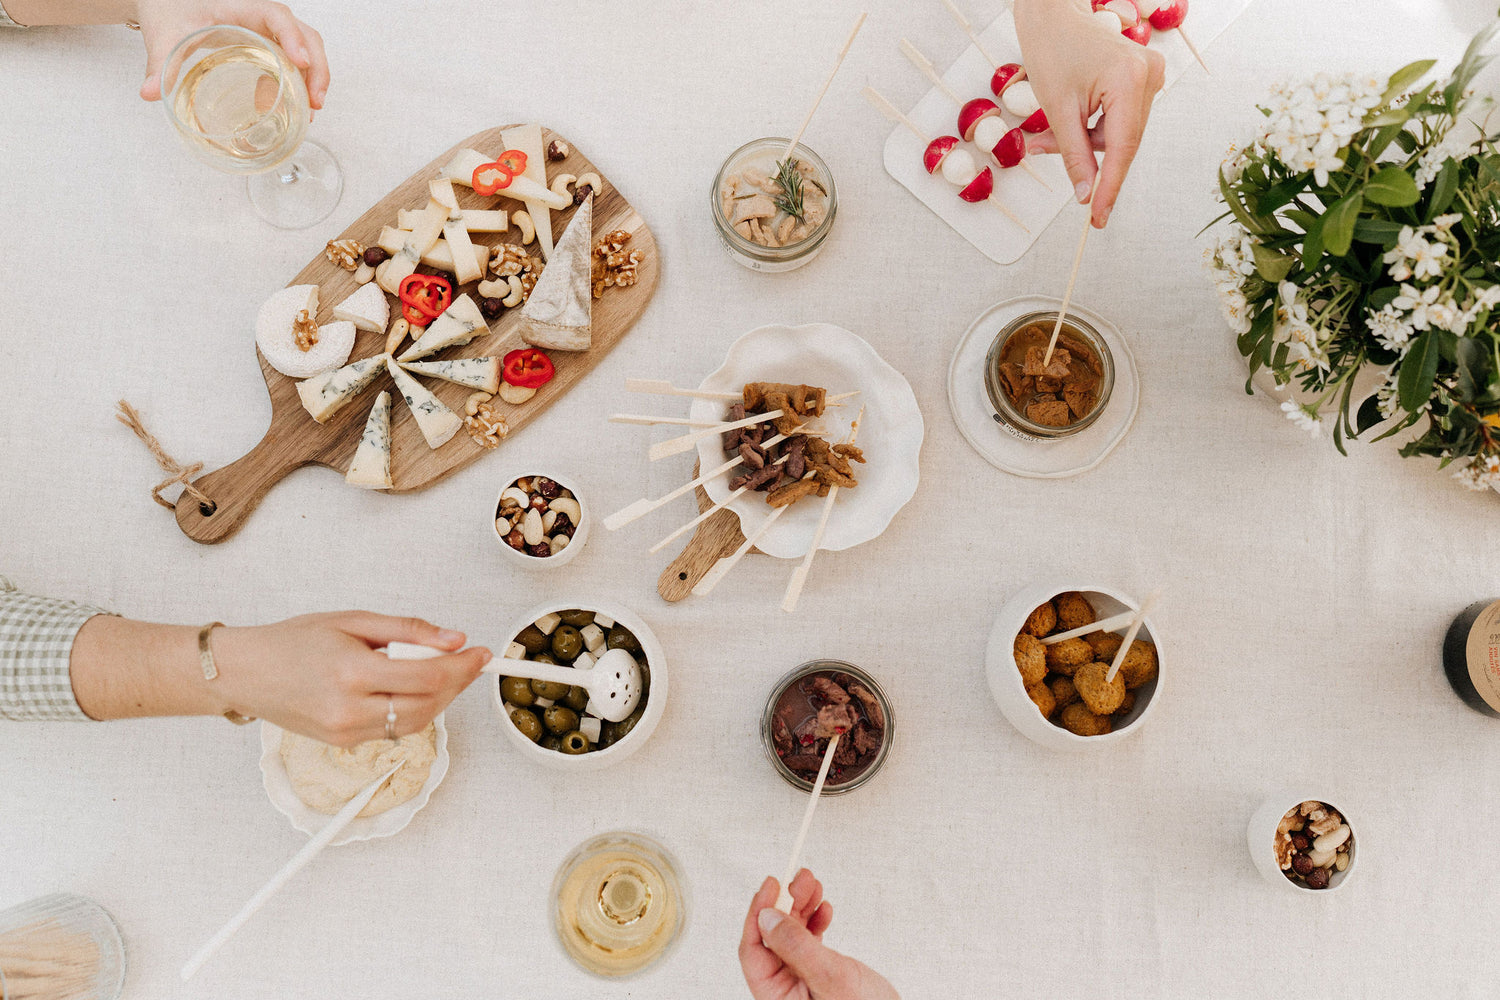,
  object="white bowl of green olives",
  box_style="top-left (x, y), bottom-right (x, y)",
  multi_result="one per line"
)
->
top-left (491, 600), bottom-right (665, 769)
